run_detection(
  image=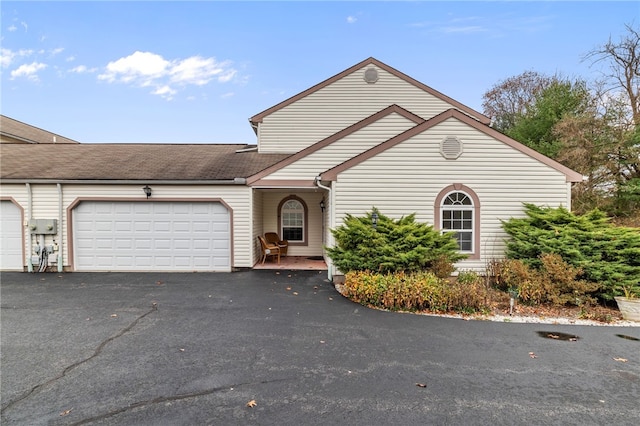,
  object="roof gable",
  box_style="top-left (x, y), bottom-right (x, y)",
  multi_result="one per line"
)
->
top-left (247, 104), bottom-right (423, 184)
top-left (0, 115), bottom-right (80, 144)
top-left (249, 57), bottom-right (490, 127)
top-left (320, 109), bottom-right (583, 183)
